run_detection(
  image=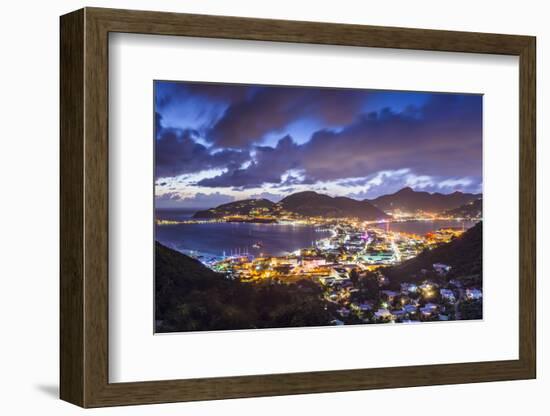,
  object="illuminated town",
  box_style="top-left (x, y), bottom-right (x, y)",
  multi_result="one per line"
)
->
top-left (157, 209), bottom-right (482, 325)
top-left (153, 81), bottom-right (483, 332)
